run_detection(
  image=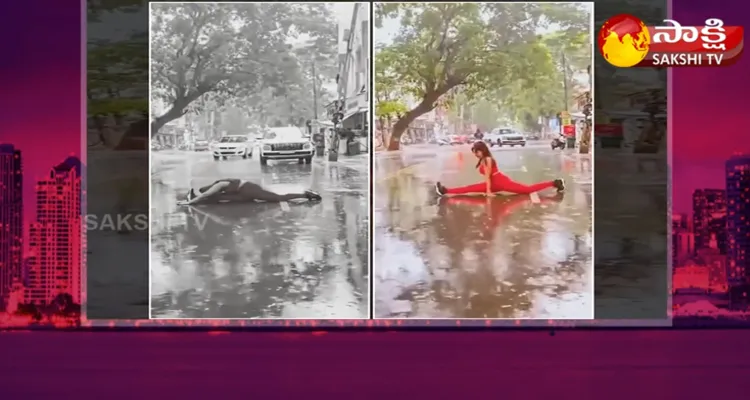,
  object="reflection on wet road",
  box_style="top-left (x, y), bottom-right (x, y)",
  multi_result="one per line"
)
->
top-left (374, 143), bottom-right (593, 319)
top-left (150, 151), bottom-right (369, 319)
